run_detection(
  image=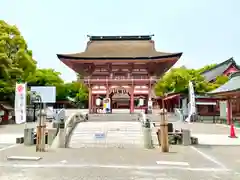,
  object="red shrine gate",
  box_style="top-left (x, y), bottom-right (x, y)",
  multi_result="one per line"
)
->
top-left (57, 35), bottom-right (182, 113)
